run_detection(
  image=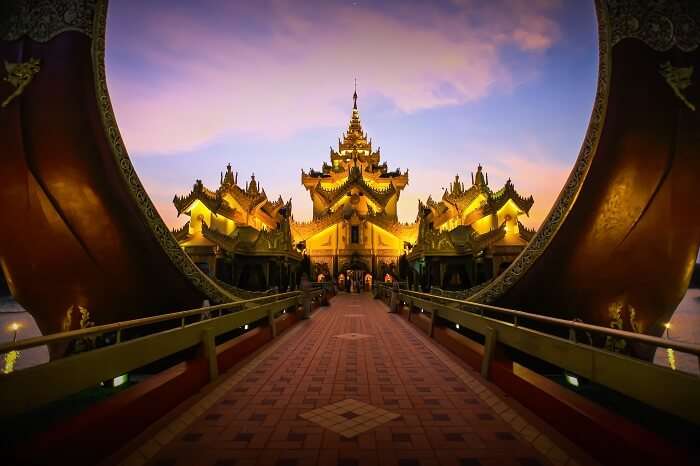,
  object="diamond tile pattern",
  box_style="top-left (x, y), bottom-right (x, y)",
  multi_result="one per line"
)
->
top-left (126, 293), bottom-right (591, 466)
top-left (299, 398), bottom-right (400, 438)
top-left (333, 332), bottom-right (373, 340)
